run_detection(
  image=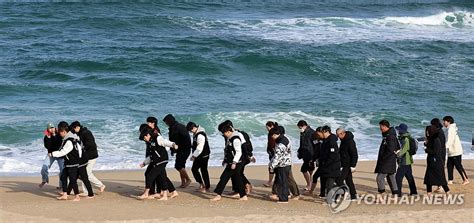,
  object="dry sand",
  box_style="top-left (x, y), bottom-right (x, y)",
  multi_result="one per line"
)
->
top-left (1, 160), bottom-right (473, 222)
